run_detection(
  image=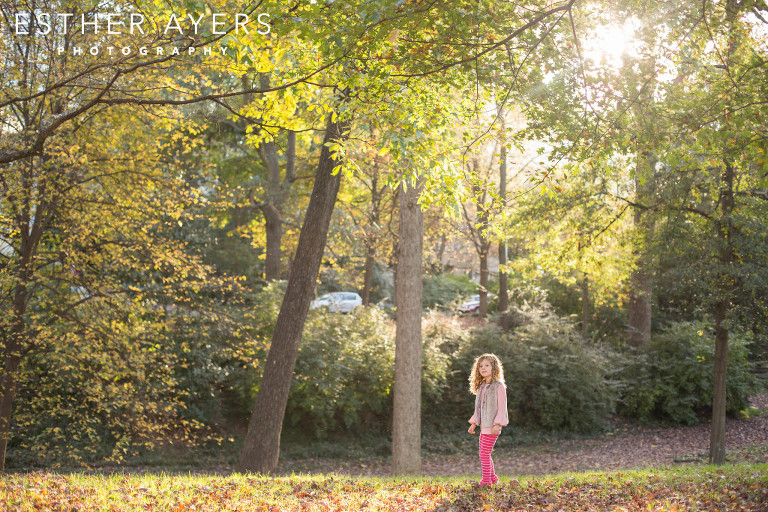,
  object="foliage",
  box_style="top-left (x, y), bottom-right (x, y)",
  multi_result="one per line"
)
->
top-left (504, 323), bottom-right (618, 433)
top-left (2, 0), bottom-right (767, 472)
top-left (286, 307), bottom-right (396, 438)
top-left (2, 466), bottom-right (767, 511)
top-left (230, 300), bottom-right (450, 440)
top-left (3, 127), bottom-right (259, 467)
top-left (422, 273), bottom-right (478, 310)
top-left (444, 297), bottom-right (620, 434)
top-left (618, 321), bottom-right (759, 425)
